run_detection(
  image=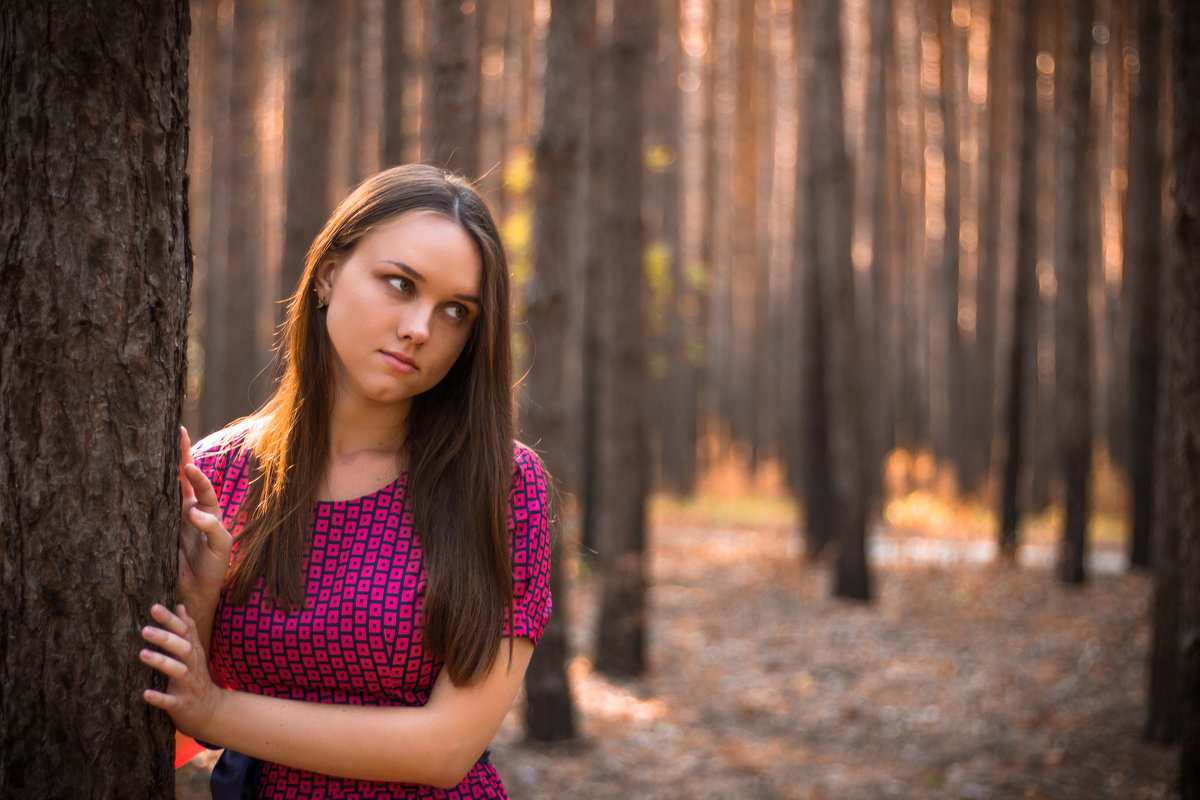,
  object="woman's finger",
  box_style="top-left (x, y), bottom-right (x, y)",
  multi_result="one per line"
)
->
top-left (139, 647), bottom-right (190, 680)
top-left (142, 626), bottom-right (195, 662)
top-left (189, 507), bottom-right (232, 553)
top-left (180, 426), bottom-right (194, 466)
top-left (143, 688), bottom-right (183, 713)
top-left (148, 604), bottom-right (193, 640)
top-left (179, 428), bottom-right (197, 504)
top-left (183, 463), bottom-right (218, 510)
